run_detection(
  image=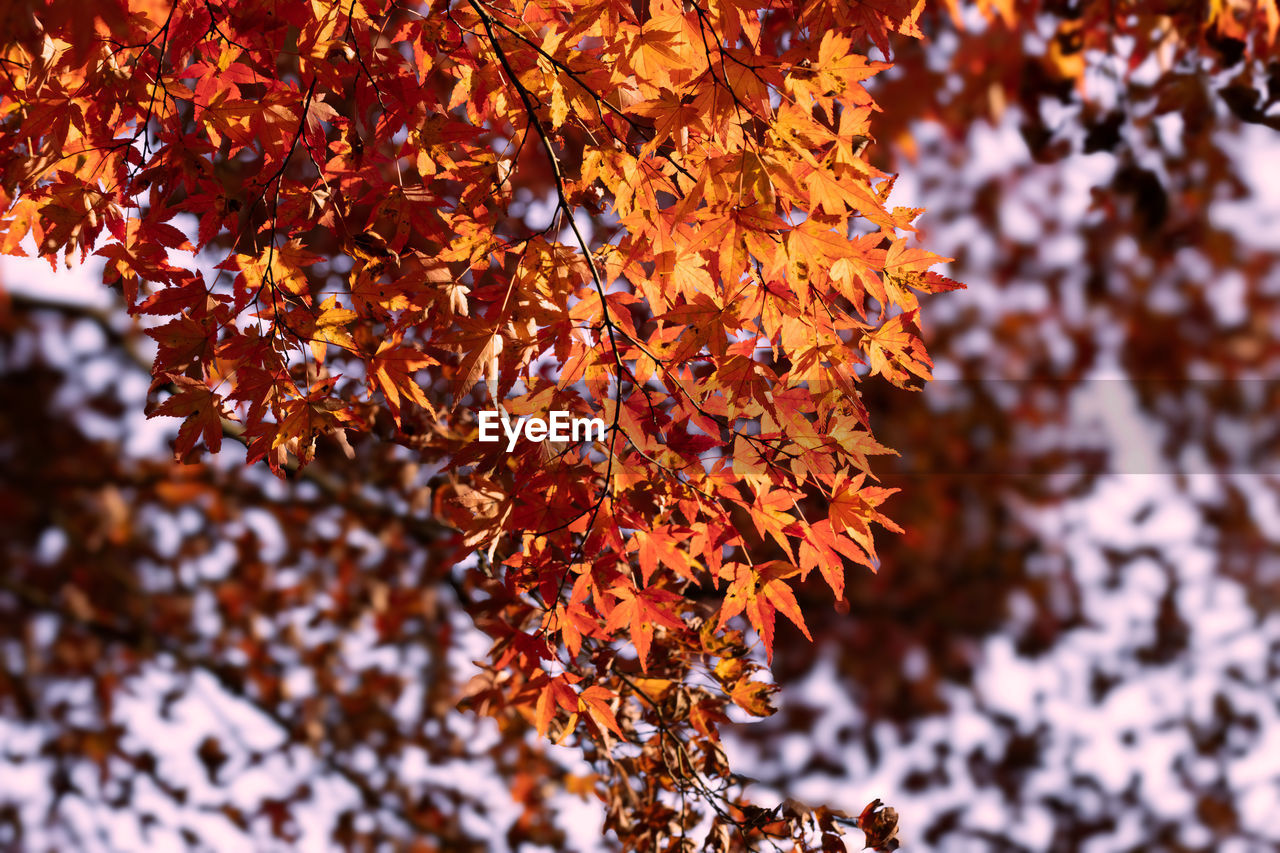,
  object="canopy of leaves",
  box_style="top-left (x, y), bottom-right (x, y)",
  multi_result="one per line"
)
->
top-left (3, 0), bottom-right (1280, 850)
top-left (1, 0), bottom-right (947, 849)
